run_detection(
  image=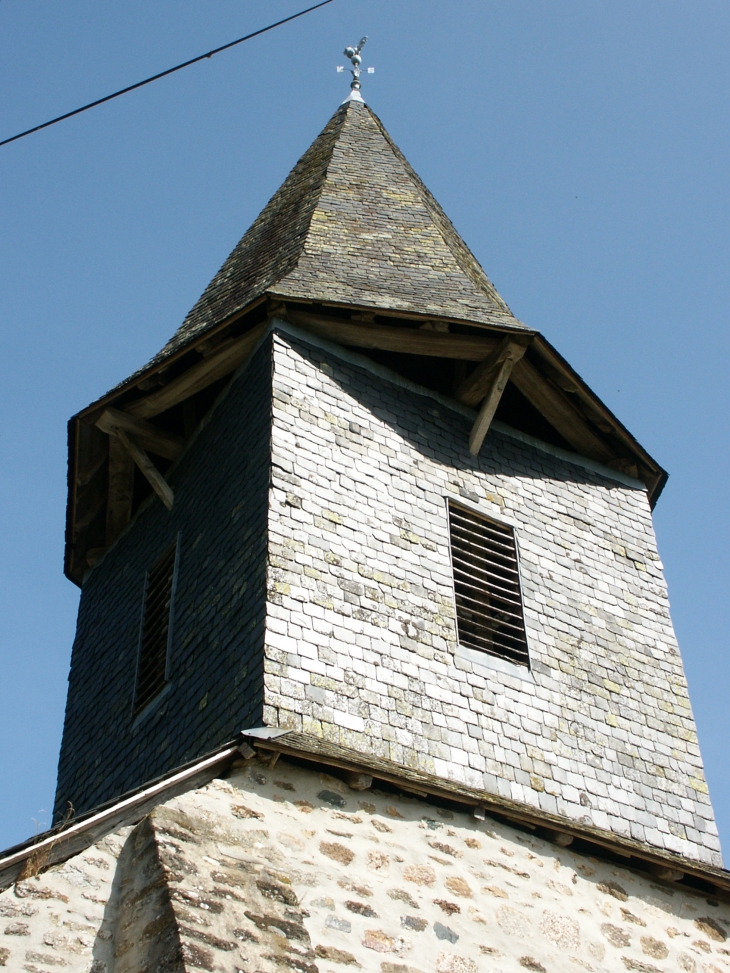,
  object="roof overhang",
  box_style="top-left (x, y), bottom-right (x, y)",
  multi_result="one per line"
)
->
top-left (1, 730), bottom-right (725, 899)
top-left (65, 295), bottom-right (667, 586)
